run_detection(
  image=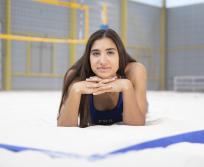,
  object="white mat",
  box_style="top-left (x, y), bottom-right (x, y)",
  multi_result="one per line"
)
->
top-left (0, 91), bottom-right (204, 167)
